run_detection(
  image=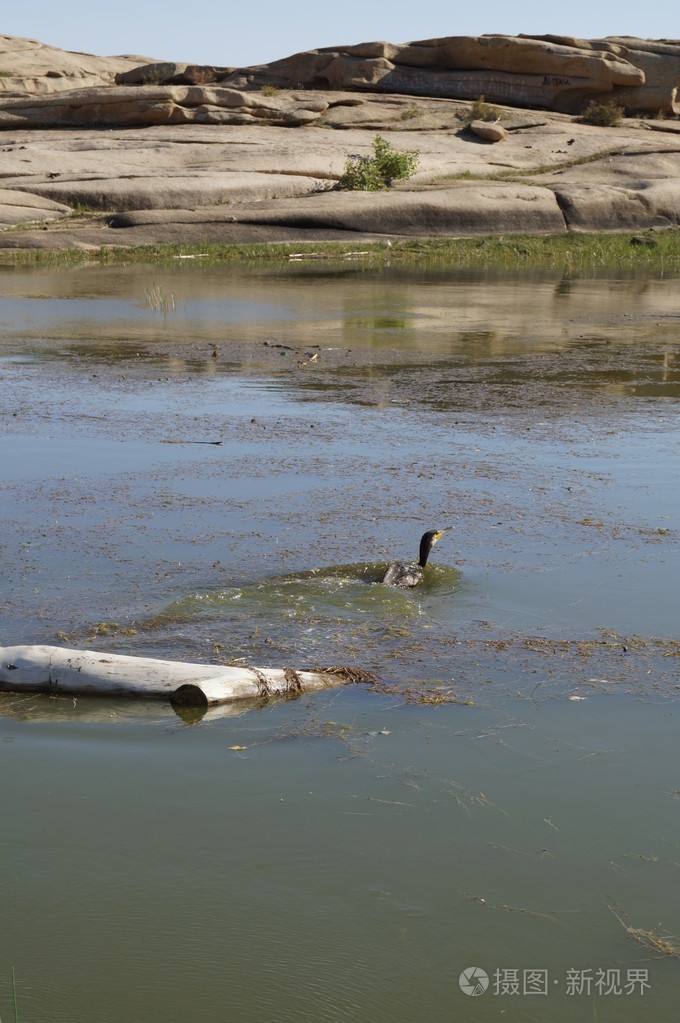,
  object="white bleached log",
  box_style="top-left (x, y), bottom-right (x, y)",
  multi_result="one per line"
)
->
top-left (0, 645), bottom-right (366, 705)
